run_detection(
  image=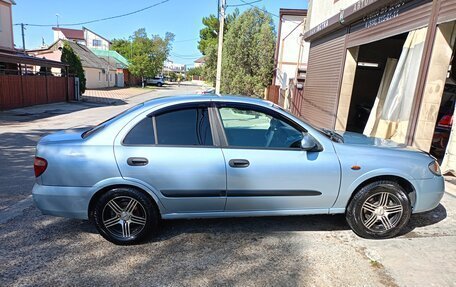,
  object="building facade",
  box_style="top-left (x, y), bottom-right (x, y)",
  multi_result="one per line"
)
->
top-left (52, 27), bottom-right (111, 50)
top-left (0, 0), bottom-right (15, 52)
top-left (273, 9), bottom-right (309, 90)
top-left (28, 40), bottom-right (117, 89)
top-left (301, 0), bottom-right (456, 172)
